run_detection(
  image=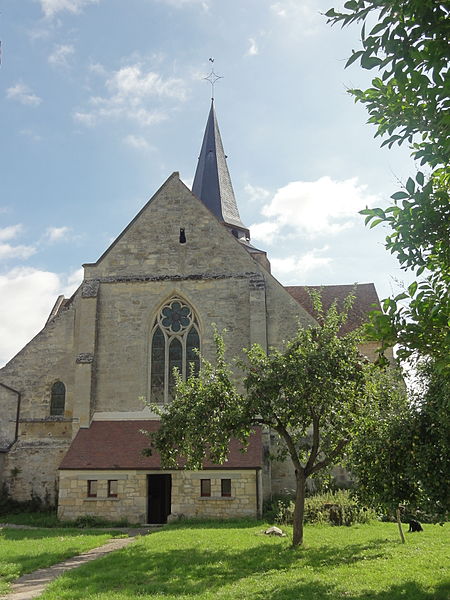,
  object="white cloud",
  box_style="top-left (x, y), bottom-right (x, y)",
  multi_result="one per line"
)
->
top-left (251, 176), bottom-right (379, 242)
top-left (271, 246), bottom-right (332, 279)
top-left (156, 0), bottom-right (209, 8)
top-left (107, 65), bottom-right (187, 101)
top-left (6, 83), bottom-right (42, 106)
top-left (0, 267), bottom-right (82, 366)
top-left (74, 63), bottom-right (187, 127)
top-left (89, 62), bottom-right (107, 76)
top-left (38, 0), bottom-right (100, 18)
top-left (247, 38), bottom-right (259, 56)
top-left (73, 111), bottom-right (97, 126)
top-left (271, 0), bottom-right (315, 19)
top-left (0, 225), bottom-right (36, 260)
top-left (0, 244), bottom-right (36, 261)
top-left (270, 0), bottom-right (322, 35)
top-left (65, 268), bottom-right (84, 293)
top-left (250, 221), bottom-right (280, 244)
top-left (0, 225), bottom-right (23, 242)
top-left (48, 44), bottom-right (75, 68)
top-left (123, 134), bottom-right (151, 150)
top-left (244, 183), bottom-right (270, 203)
top-left (45, 226), bottom-right (71, 242)
top-left (20, 128), bottom-right (43, 142)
